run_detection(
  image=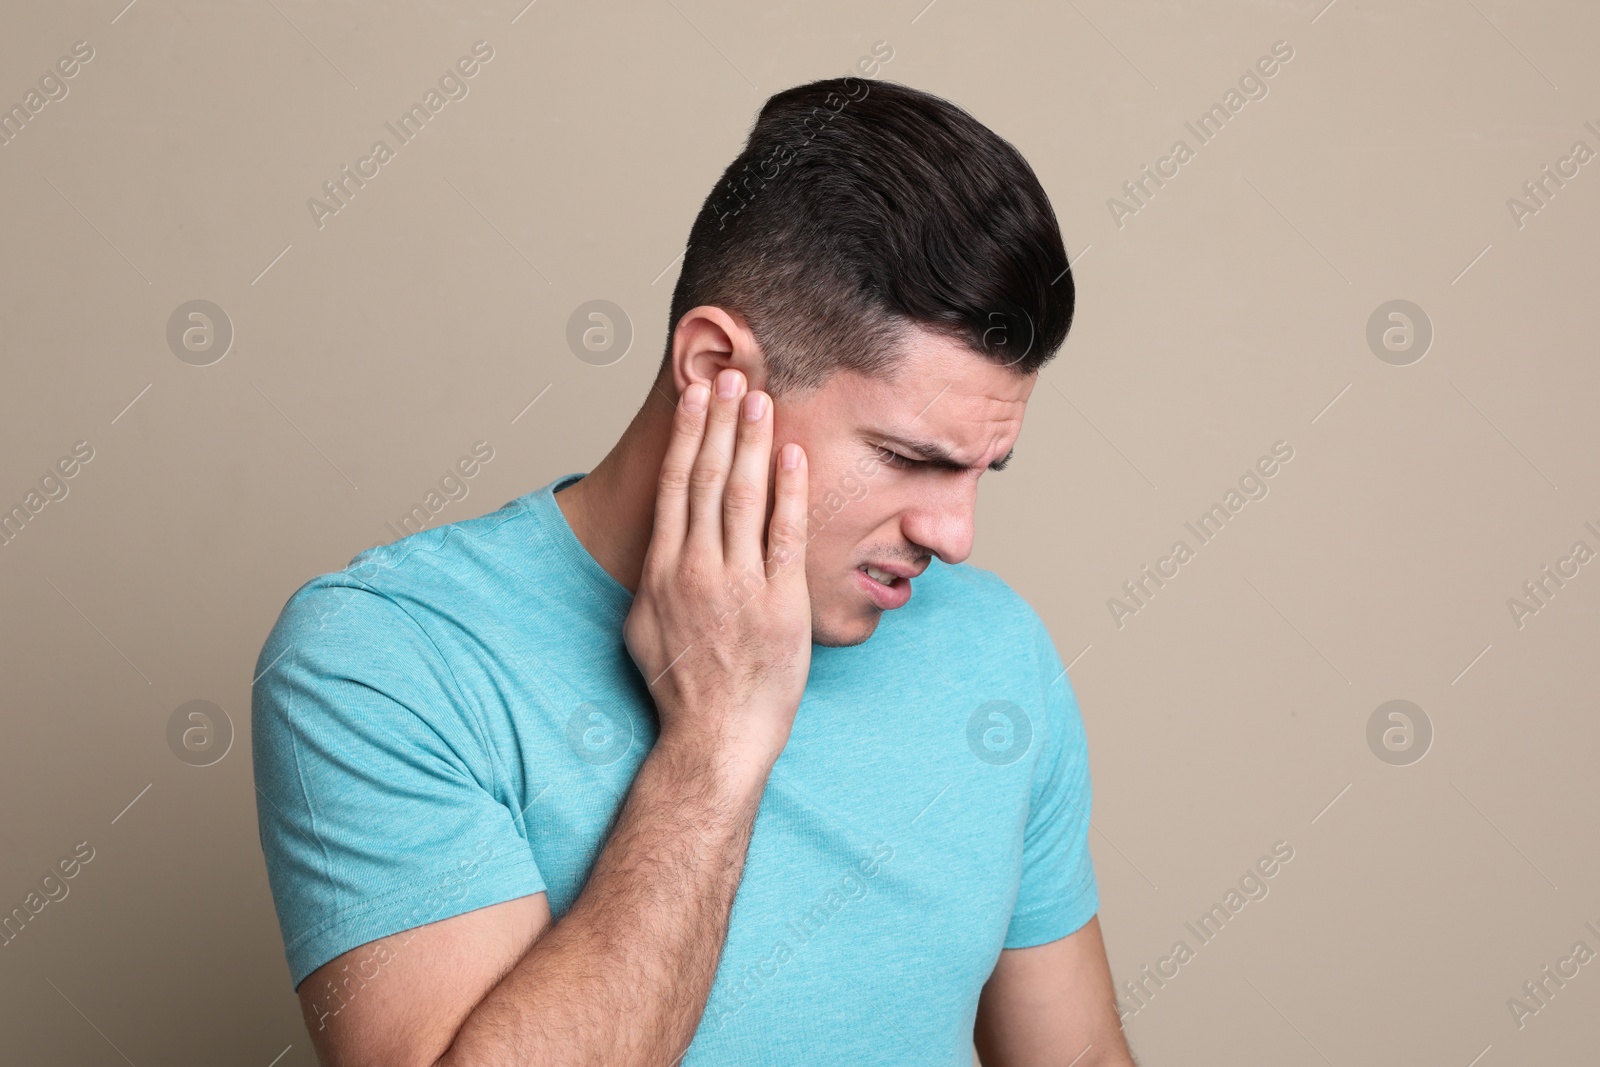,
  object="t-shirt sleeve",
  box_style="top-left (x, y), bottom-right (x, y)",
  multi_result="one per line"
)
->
top-left (252, 576), bottom-right (546, 989)
top-left (1003, 622), bottom-right (1099, 948)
